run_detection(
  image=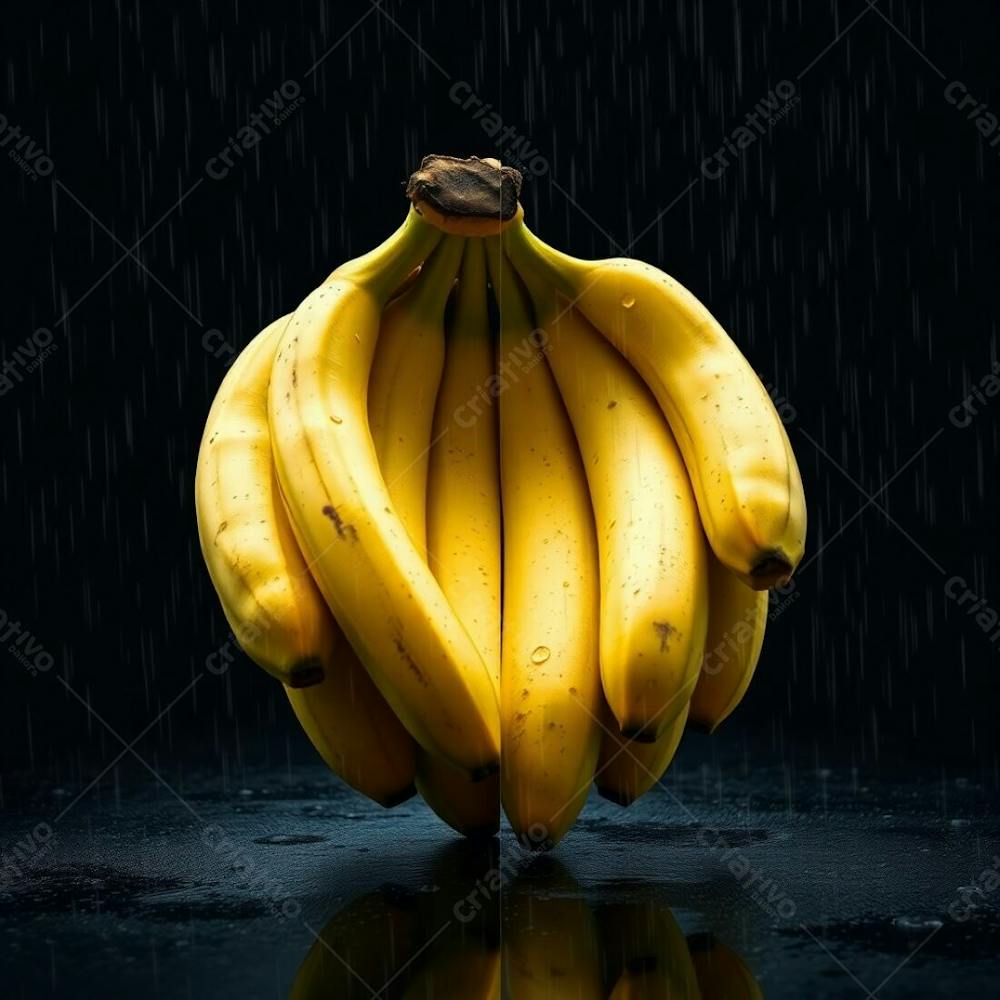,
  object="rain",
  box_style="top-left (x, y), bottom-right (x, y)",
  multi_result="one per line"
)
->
top-left (1, 1), bottom-right (998, 996)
